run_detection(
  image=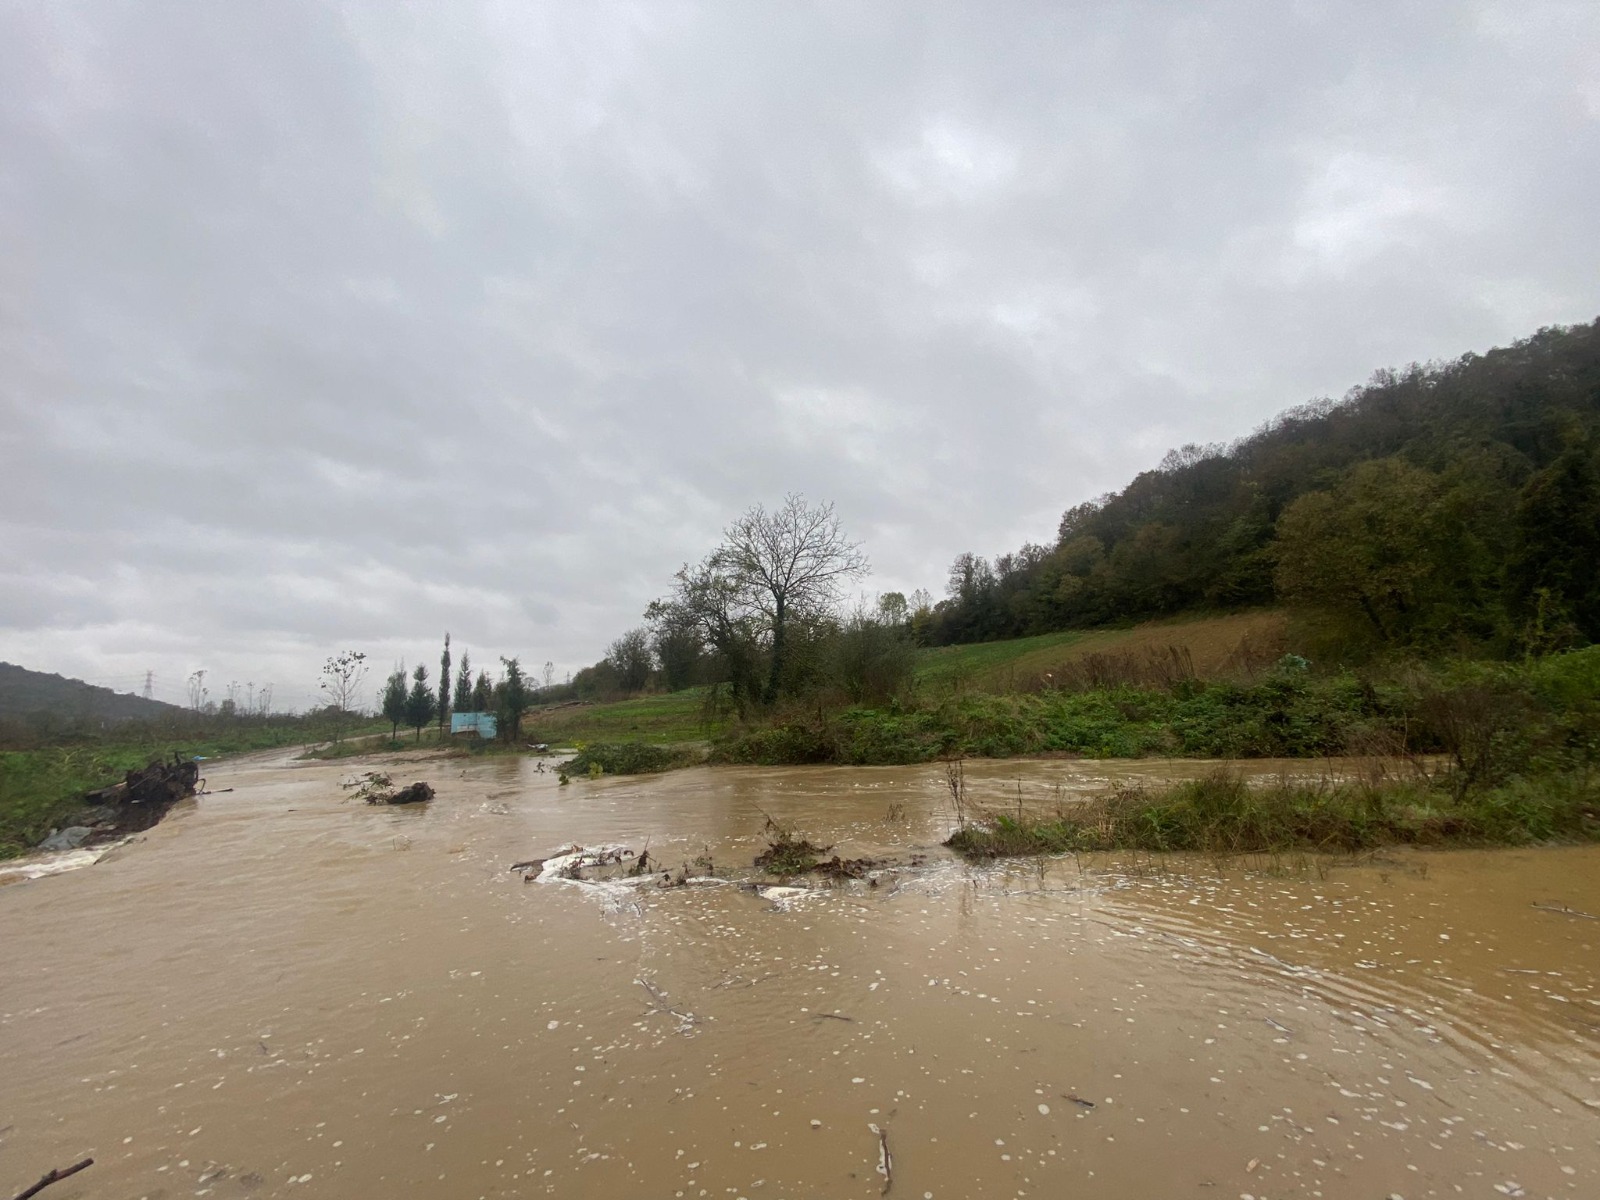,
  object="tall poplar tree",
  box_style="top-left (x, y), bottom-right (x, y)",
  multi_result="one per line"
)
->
top-left (437, 633), bottom-right (452, 735)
